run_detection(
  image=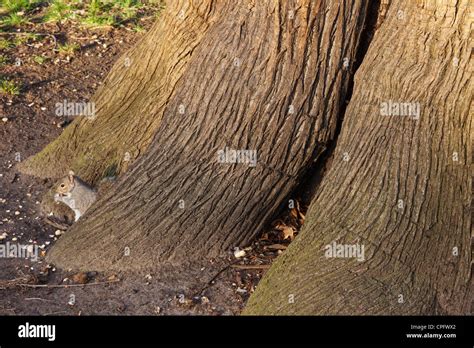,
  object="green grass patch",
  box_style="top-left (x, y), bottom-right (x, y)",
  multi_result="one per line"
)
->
top-left (0, 55), bottom-right (8, 67)
top-left (56, 42), bottom-right (79, 56)
top-left (0, 38), bottom-right (14, 49)
top-left (0, 78), bottom-right (21, 96)
top-left (1, 12), bottom-right (30, 27)
top-left (1, 0), bottom-right (42, 13)
top-left (13, 32), bottom-right (38, 45)
top-left (33, 54), bottom-right (47, 64)
top-left (1, 1), bottom-right (164, 30)
top-left (43, 0), bottom-right (73, 22)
